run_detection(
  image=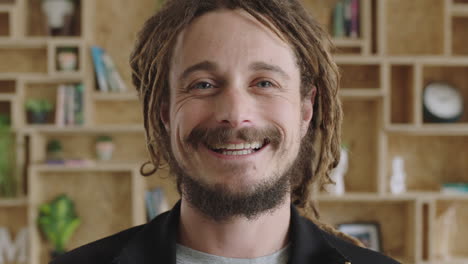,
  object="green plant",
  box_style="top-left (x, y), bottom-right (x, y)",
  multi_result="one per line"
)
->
top-left (96, 135), bottom-right (113, 142)
top-left (37, 194), bottom-right (81, 254)
top-left (47, 139), bottom-right (63, 153)
top-left (25, 99), bottom-right (53, 114)
top-left (0, 113), bottom-right (16, 197)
